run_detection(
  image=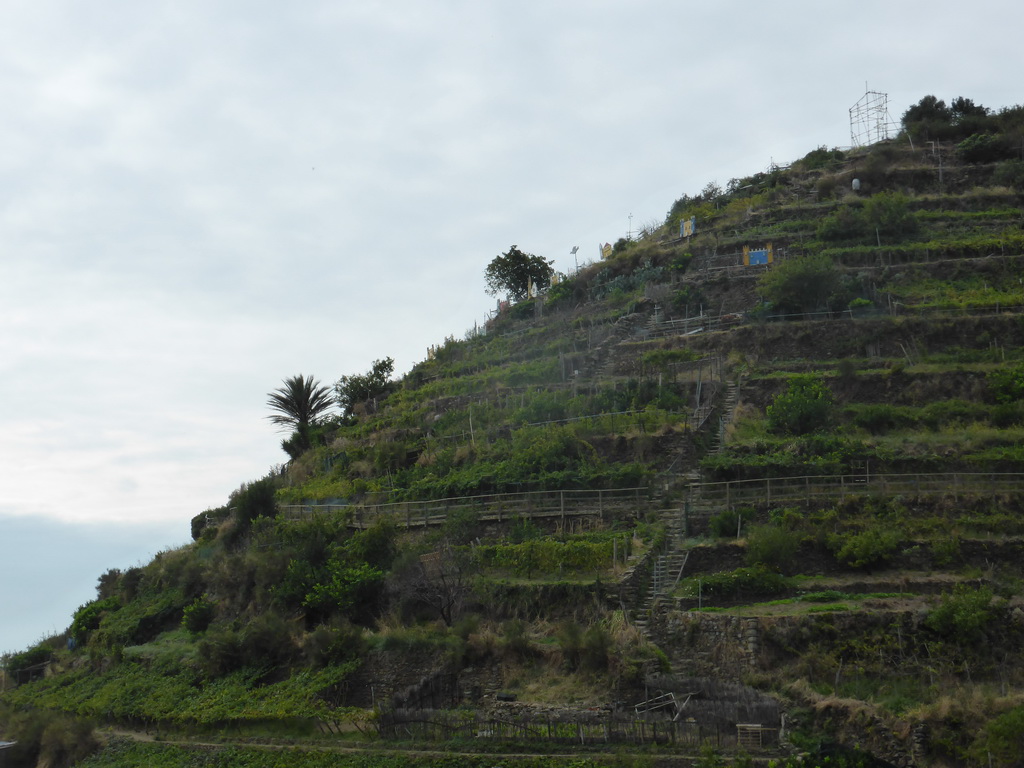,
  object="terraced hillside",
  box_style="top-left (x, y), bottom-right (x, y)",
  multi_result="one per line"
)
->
top-left (4, 105), bottom-right (1024, 768)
